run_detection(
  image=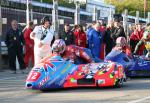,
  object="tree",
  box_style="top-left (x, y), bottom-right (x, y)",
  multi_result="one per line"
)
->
top-left (104, 0), bottom-right (150, 17)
